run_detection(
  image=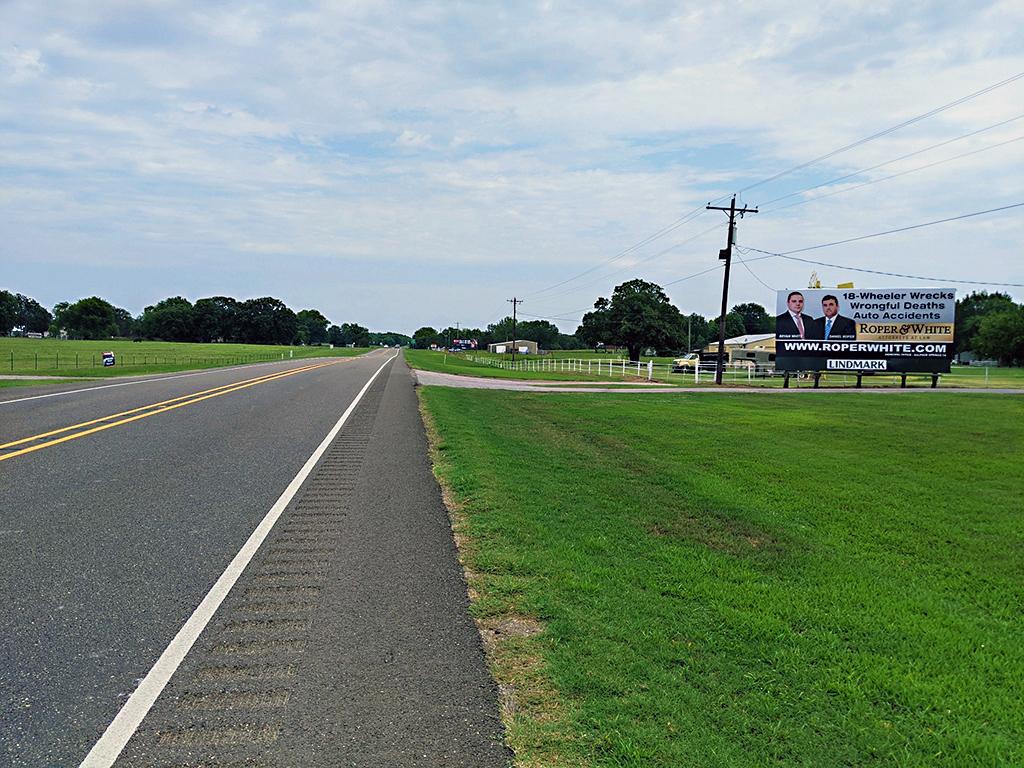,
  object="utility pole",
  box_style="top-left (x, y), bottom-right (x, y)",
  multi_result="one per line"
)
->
top-left (507, 297), bottom-right (523, 362)
top-left (707, 195), bottom-right (757, 384)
